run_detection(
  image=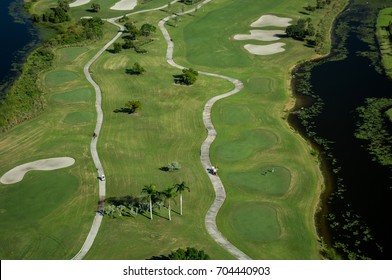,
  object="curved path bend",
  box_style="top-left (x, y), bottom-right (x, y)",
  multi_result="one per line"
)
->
top-left (159, 0), bottom-right (251, 260)
top-left (72, 2), bottom-right (180, 260)
top-left (73, 0), bottom-right (250, 260)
